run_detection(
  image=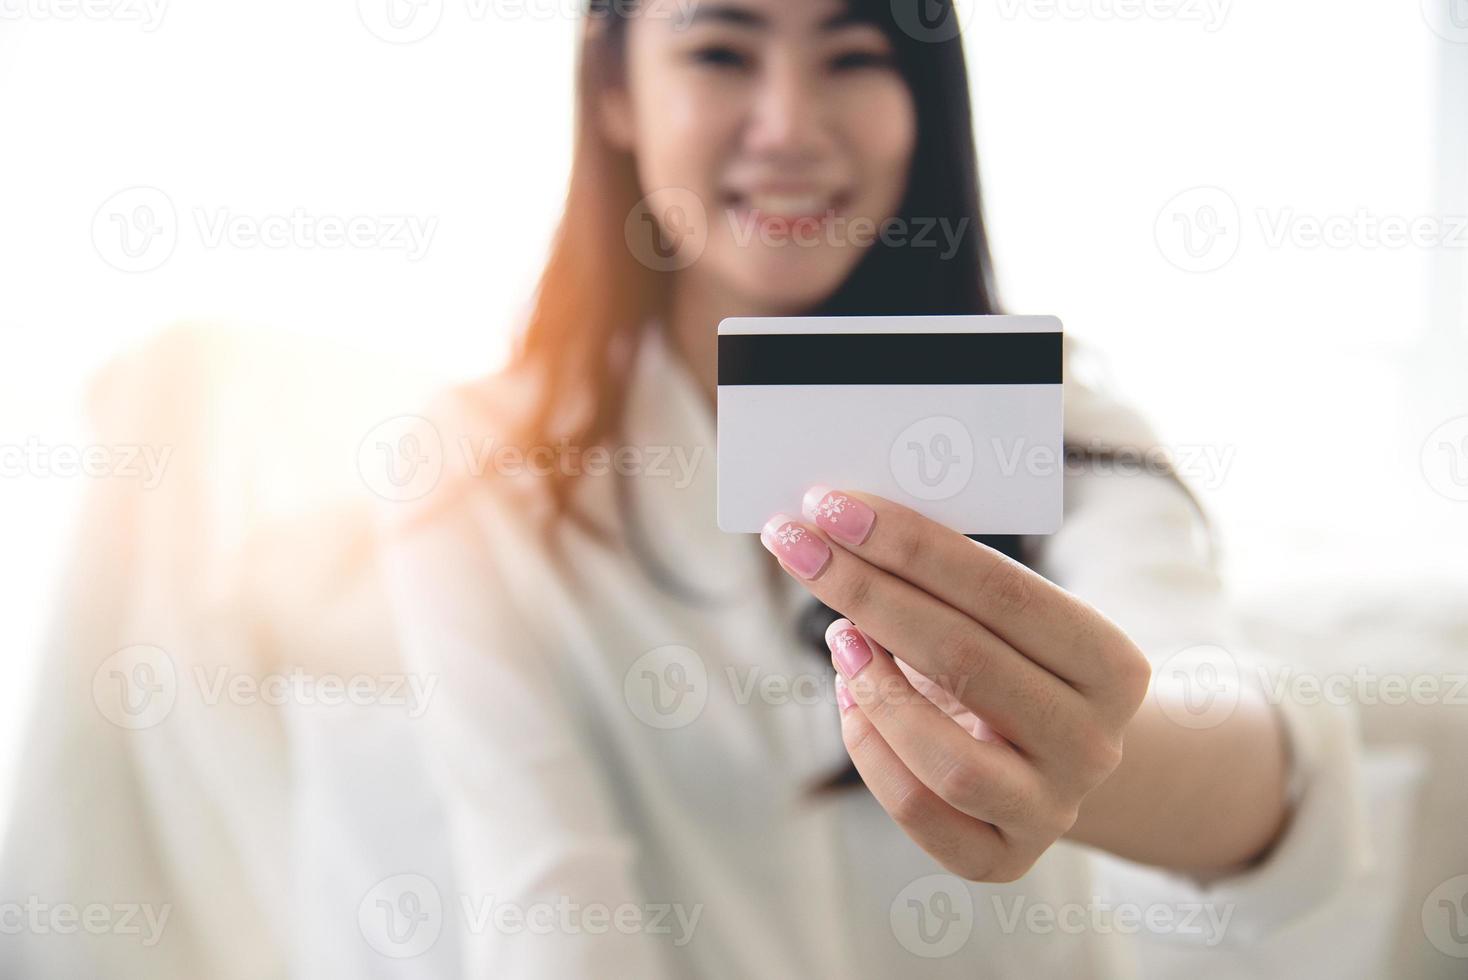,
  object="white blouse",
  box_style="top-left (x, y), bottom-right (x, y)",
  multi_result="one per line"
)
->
top-left (374, 325), bottom-right (1372, 979)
